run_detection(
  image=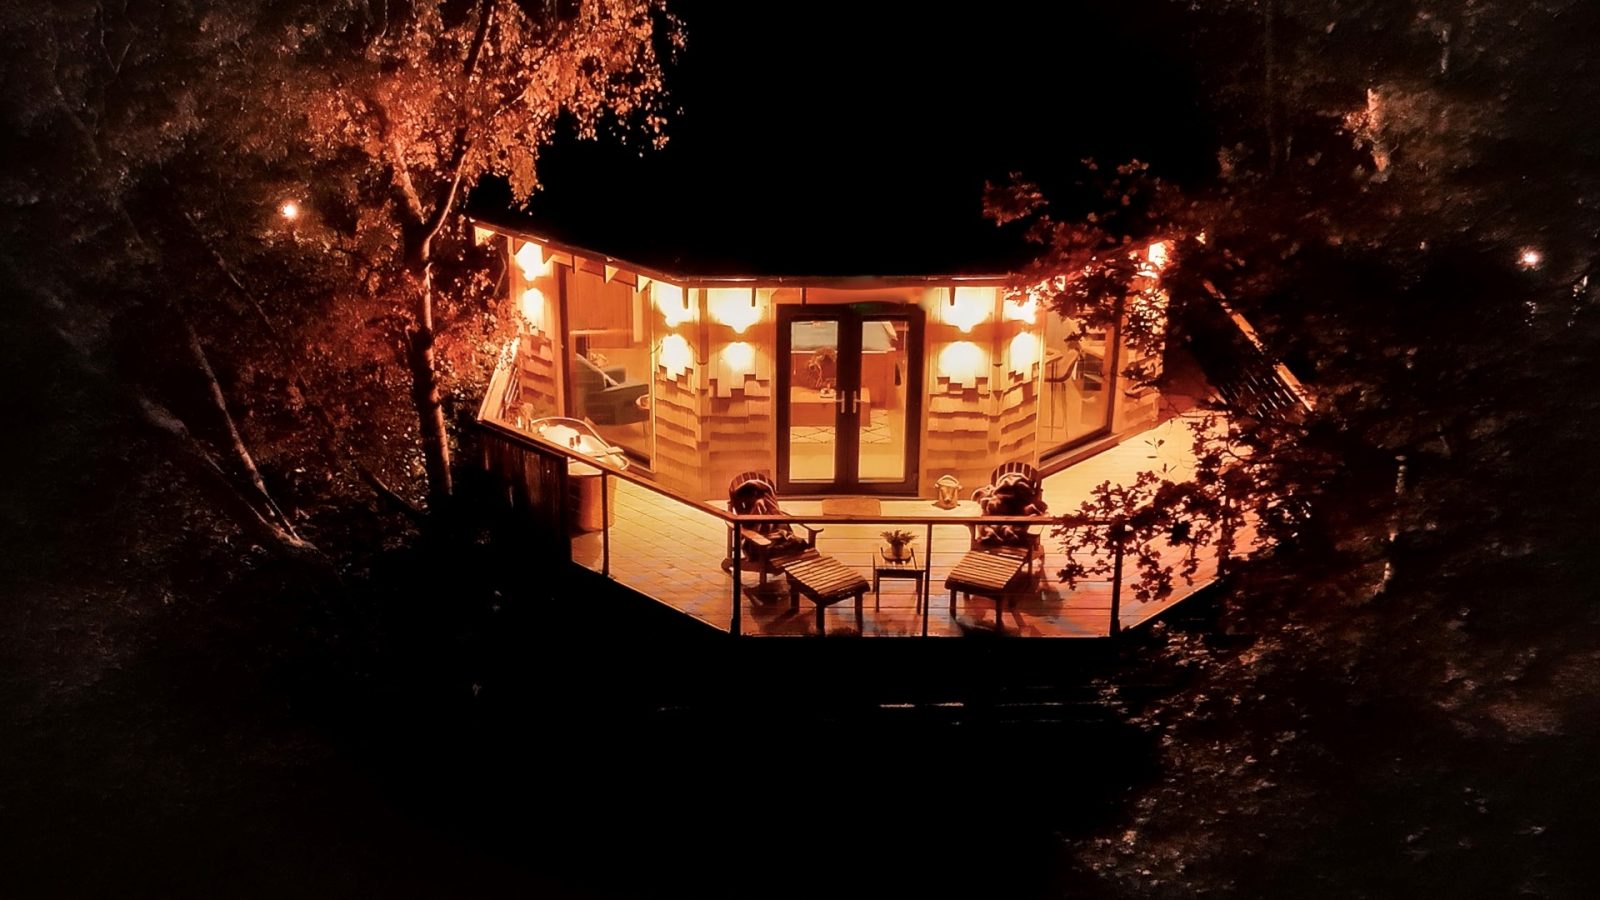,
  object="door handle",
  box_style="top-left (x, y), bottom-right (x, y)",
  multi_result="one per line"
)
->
top-left (835, 390), bottom-right (846, 413)
top-left (848, 391), bottom-right (859, 414)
